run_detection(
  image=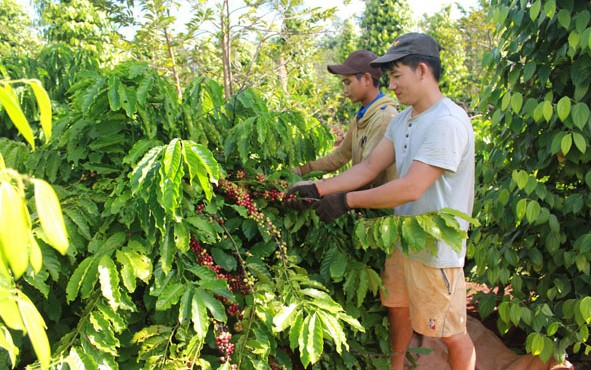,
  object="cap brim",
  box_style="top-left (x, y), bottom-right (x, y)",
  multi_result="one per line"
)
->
top-left (327, 64), bottom-right (359, 75)
top-left (369, 52), bottom-right (409, 68)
